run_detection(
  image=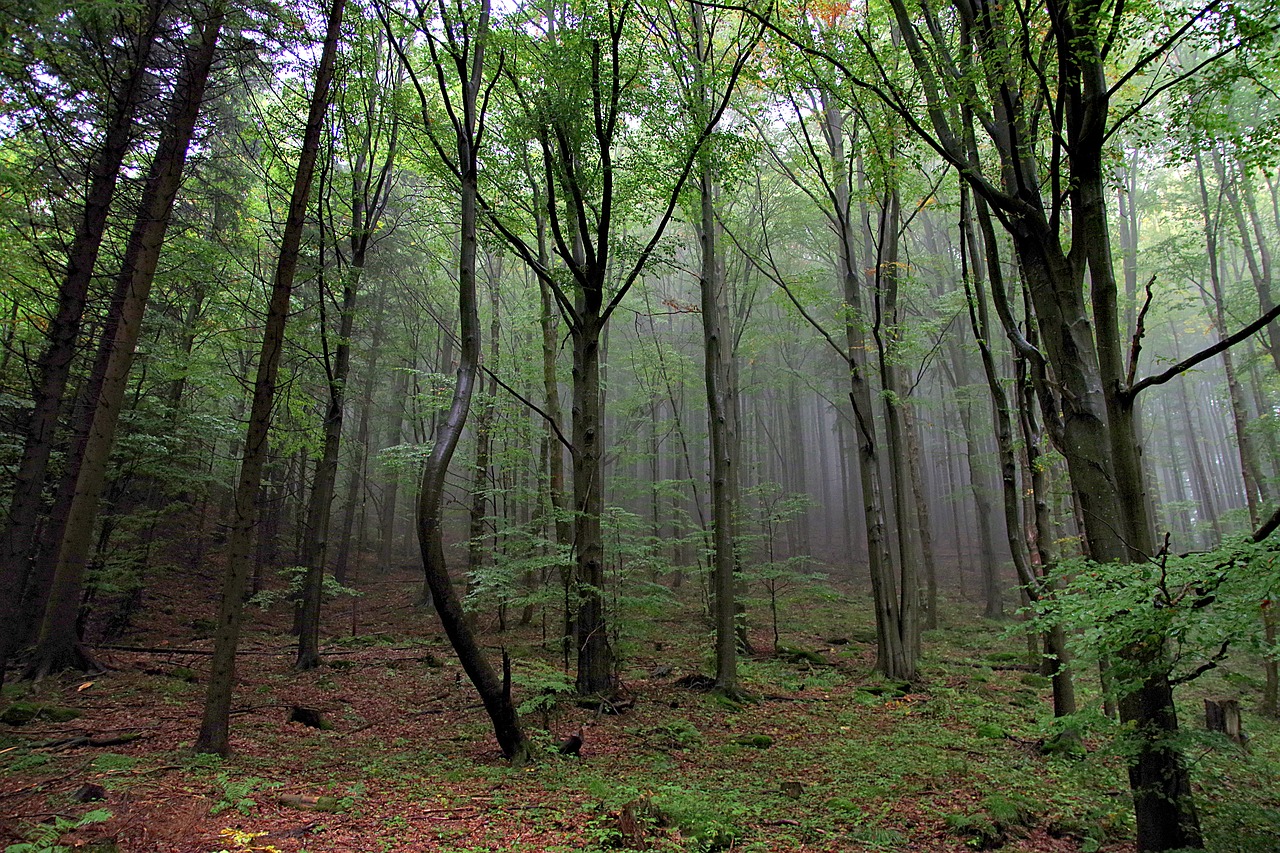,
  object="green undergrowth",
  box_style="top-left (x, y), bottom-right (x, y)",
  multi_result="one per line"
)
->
top-left (4, 588), bottom-right (1279, 852)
